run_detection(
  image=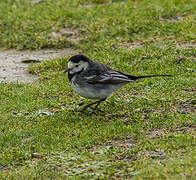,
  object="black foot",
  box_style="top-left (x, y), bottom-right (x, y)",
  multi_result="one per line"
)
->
top-left (78, 101), bottom-right (84, 106)
top-left (88, 106), bottom-right (104, 113)
top-left (80, 98), bottom-right (106, 115)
